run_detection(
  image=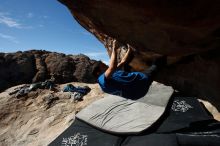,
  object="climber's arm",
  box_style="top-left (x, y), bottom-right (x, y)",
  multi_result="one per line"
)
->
top-left (117, 44), bottom-right (132, 68)
top-left (104, 41), bottom-right (118, 79)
